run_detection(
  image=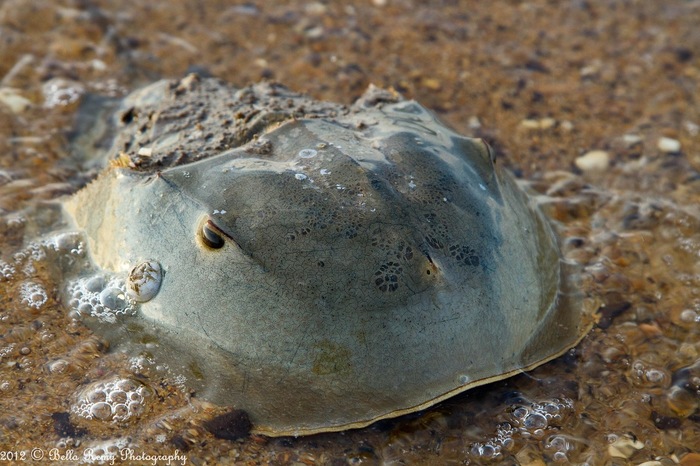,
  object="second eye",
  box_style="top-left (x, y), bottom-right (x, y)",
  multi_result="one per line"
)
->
top-left (200, 221), bottom-right (225, 249)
